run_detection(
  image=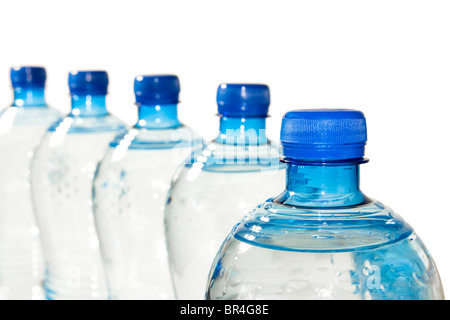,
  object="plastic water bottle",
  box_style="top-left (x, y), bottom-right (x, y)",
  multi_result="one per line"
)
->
top-left (164, 83), bottom-right (285, 299)
top-left (92, 75), bottom-right (202, 299)
top-left (0, 66), bottom-right (60, 300)
top-left (206, 109), bottom-right (445, 300)
top-left (30, 71), bottom-right (126, 300)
